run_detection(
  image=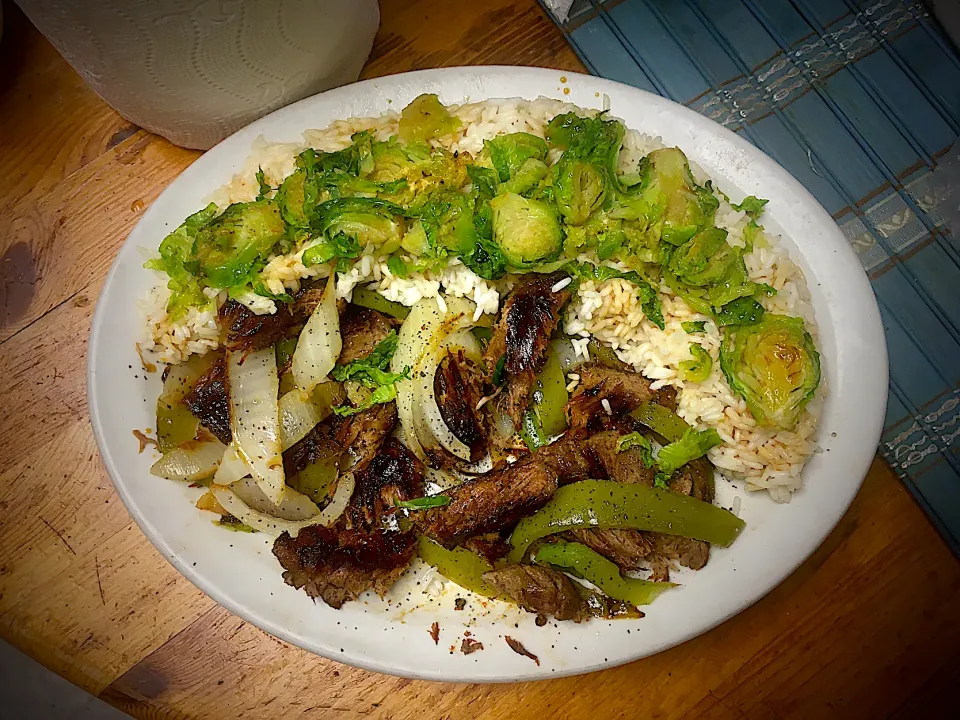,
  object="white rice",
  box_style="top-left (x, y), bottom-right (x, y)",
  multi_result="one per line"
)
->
top-left (142, 97), bottom-right (822, 500)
